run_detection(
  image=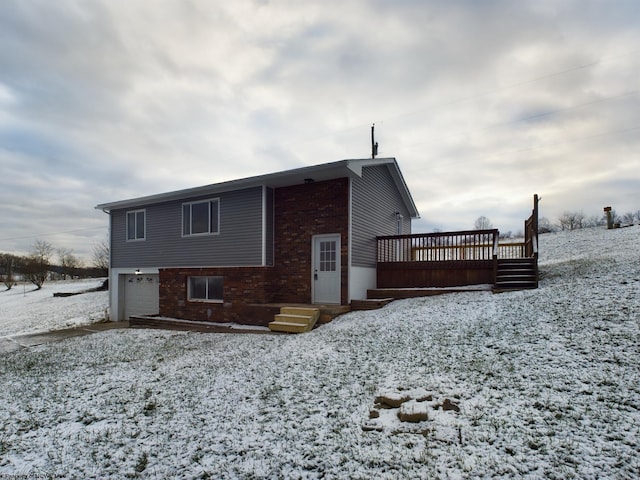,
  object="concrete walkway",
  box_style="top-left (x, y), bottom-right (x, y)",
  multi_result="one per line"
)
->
top-left (0, 321), bottom-right (129, 355)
